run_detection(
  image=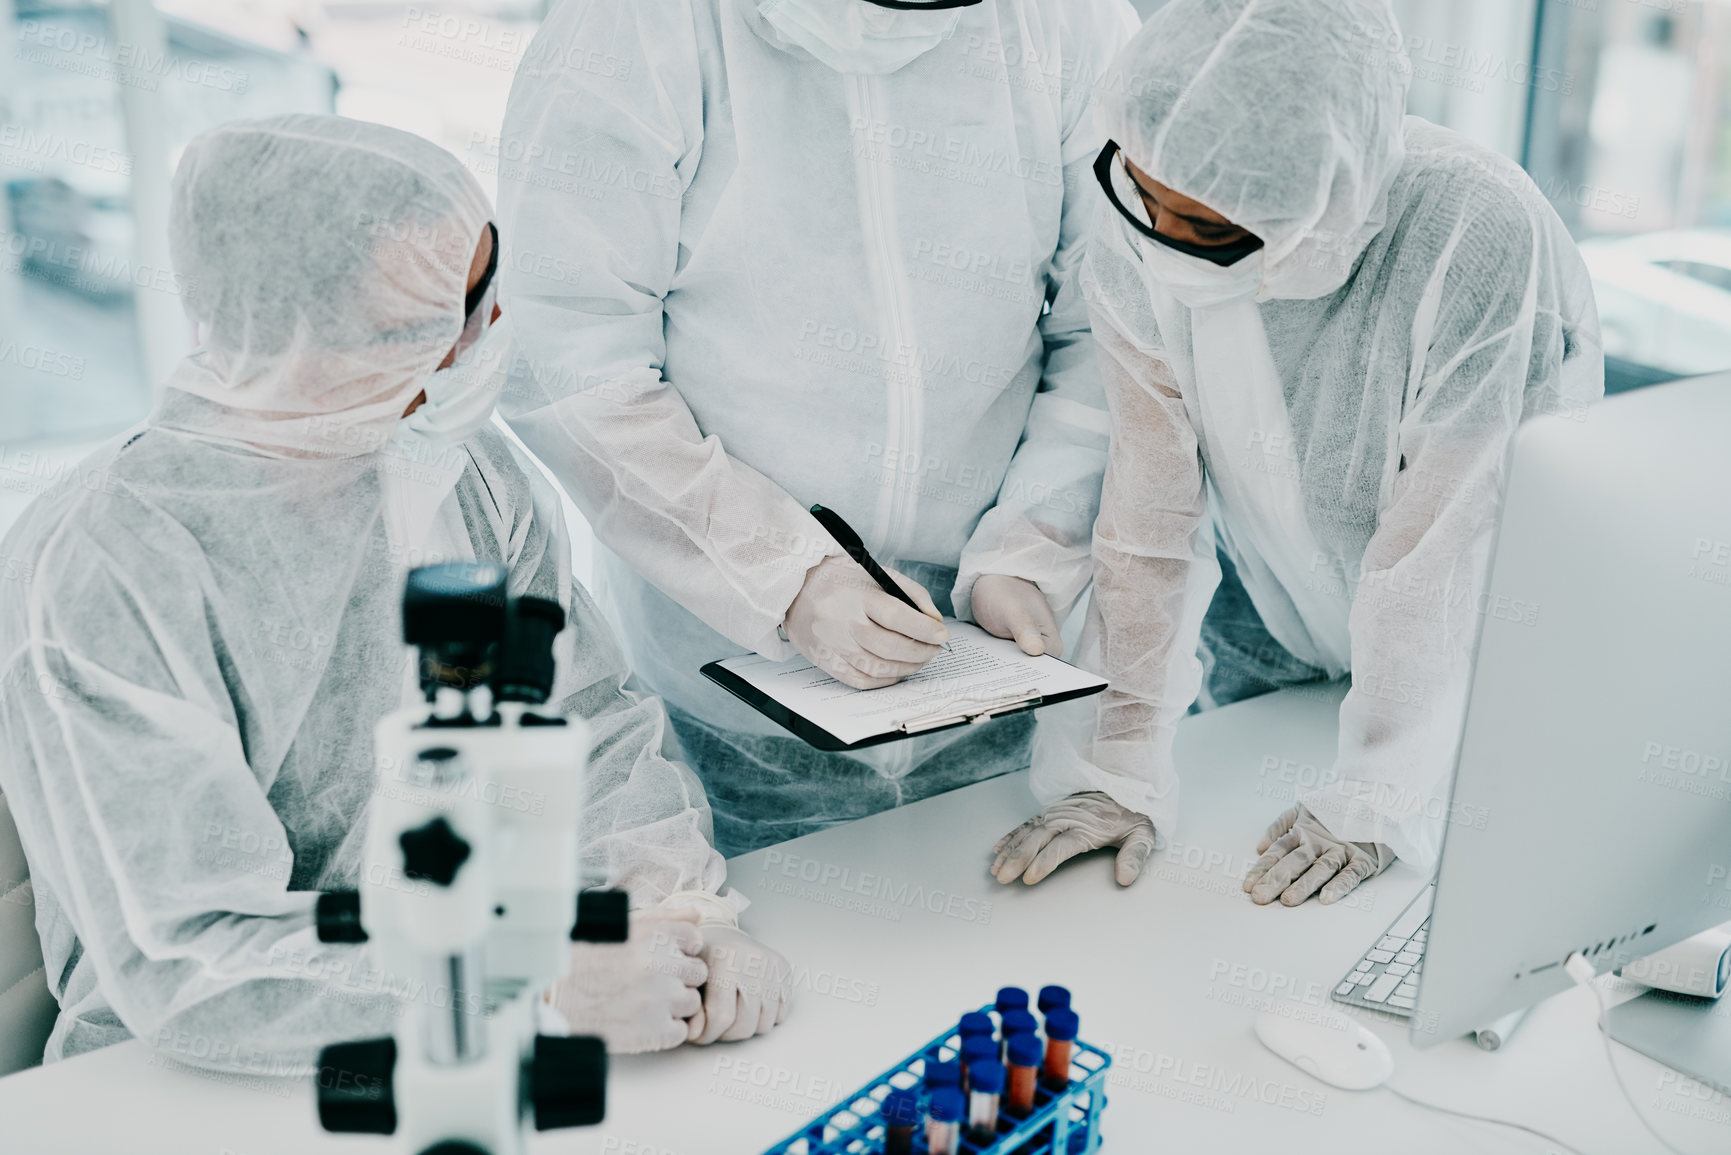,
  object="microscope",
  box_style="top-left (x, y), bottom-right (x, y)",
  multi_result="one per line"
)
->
top-left (313, 562), bottom-right (628, 1154)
